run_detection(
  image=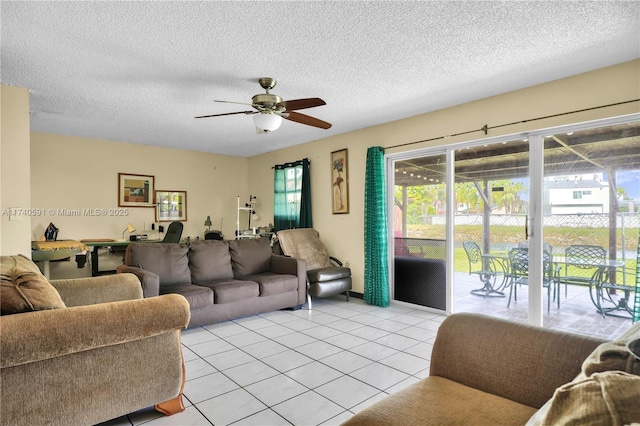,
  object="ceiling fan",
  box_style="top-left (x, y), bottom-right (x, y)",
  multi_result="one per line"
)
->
top-left (195, 77), bottom-right (332, 134)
